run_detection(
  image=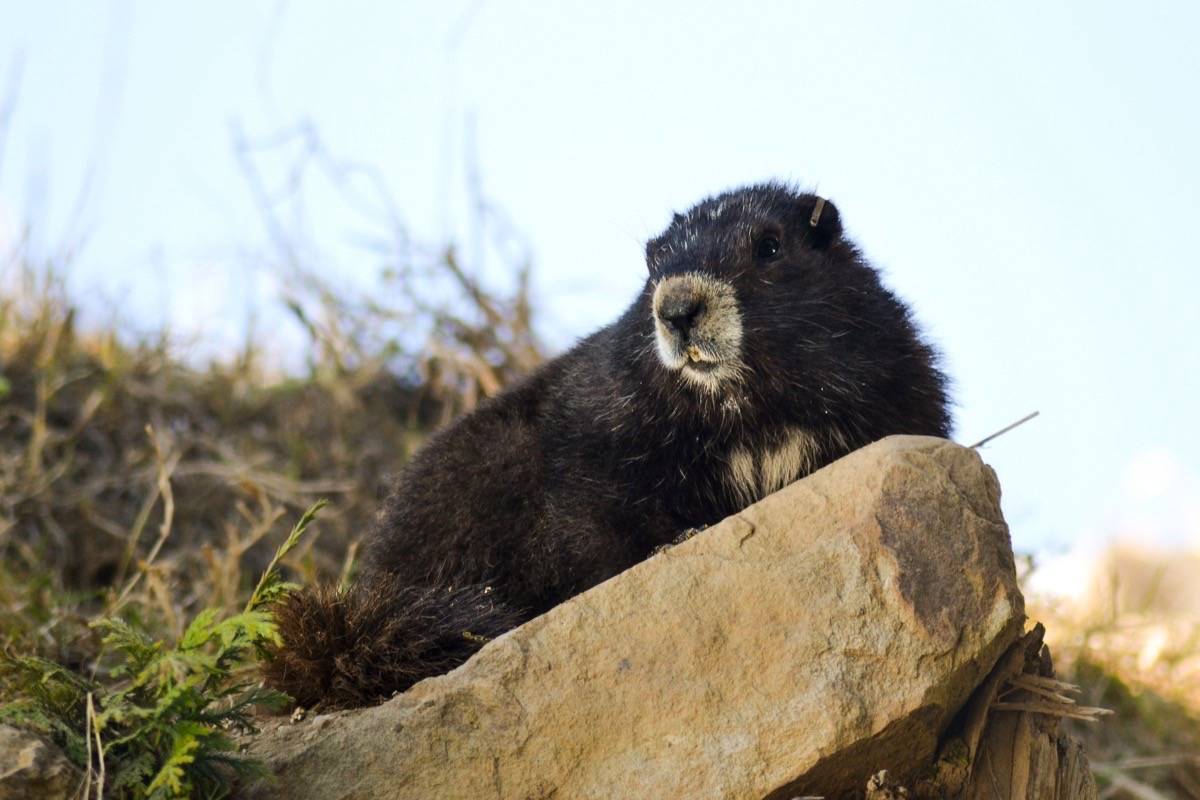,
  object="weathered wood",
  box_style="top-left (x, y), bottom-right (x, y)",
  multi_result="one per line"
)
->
top-left (910, 626), bottom-right (1100, 800)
